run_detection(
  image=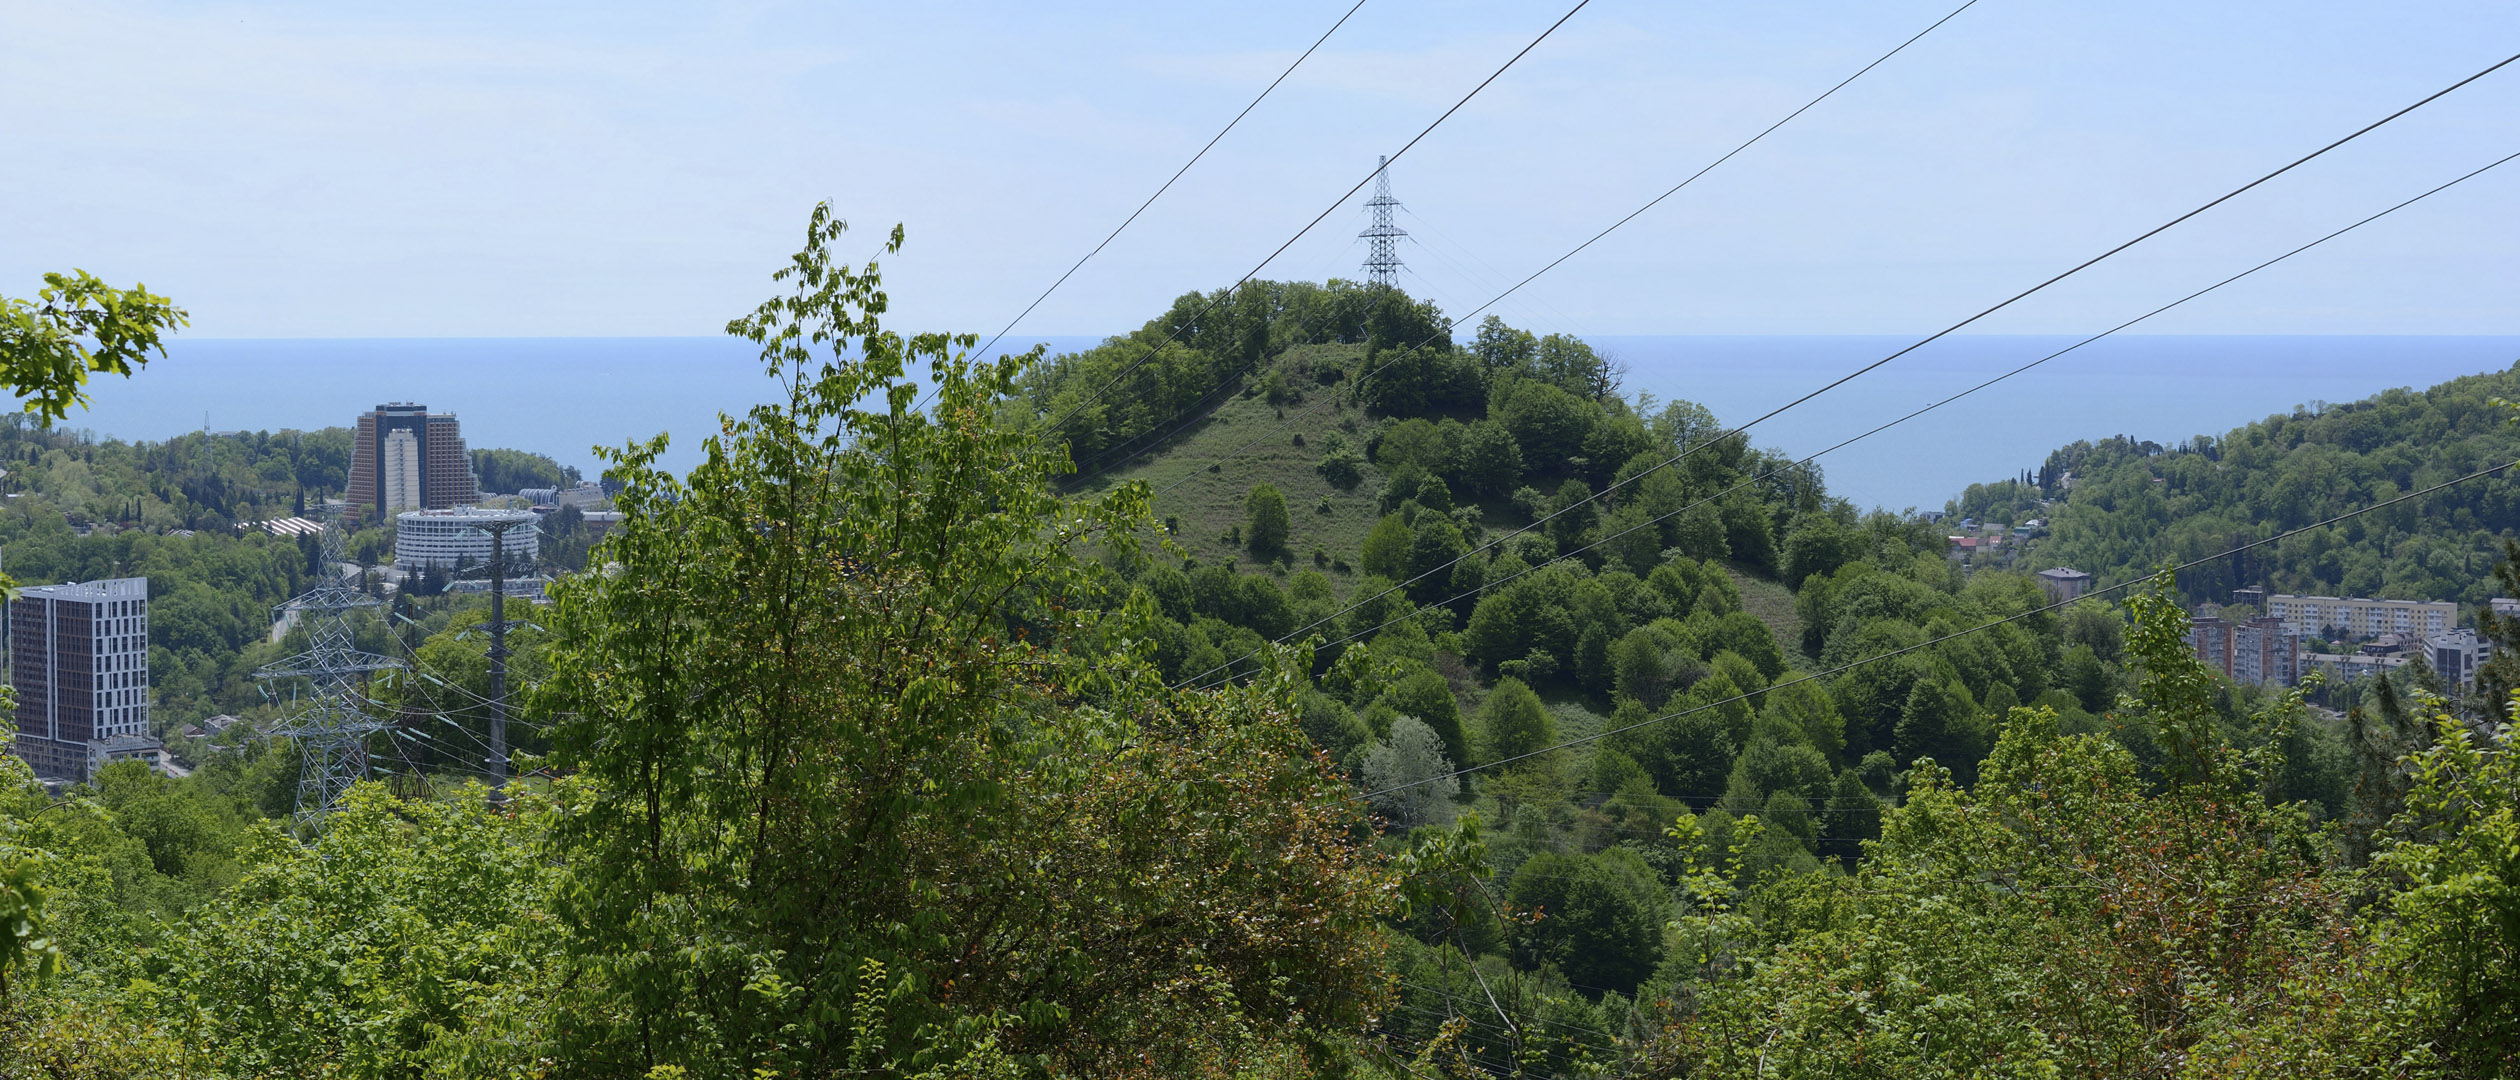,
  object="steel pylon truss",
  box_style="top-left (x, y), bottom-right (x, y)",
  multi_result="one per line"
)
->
top-left (1358, 155), bottom-right (1406, 288)
top-left (256, 507), bottom-right (403, 823)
